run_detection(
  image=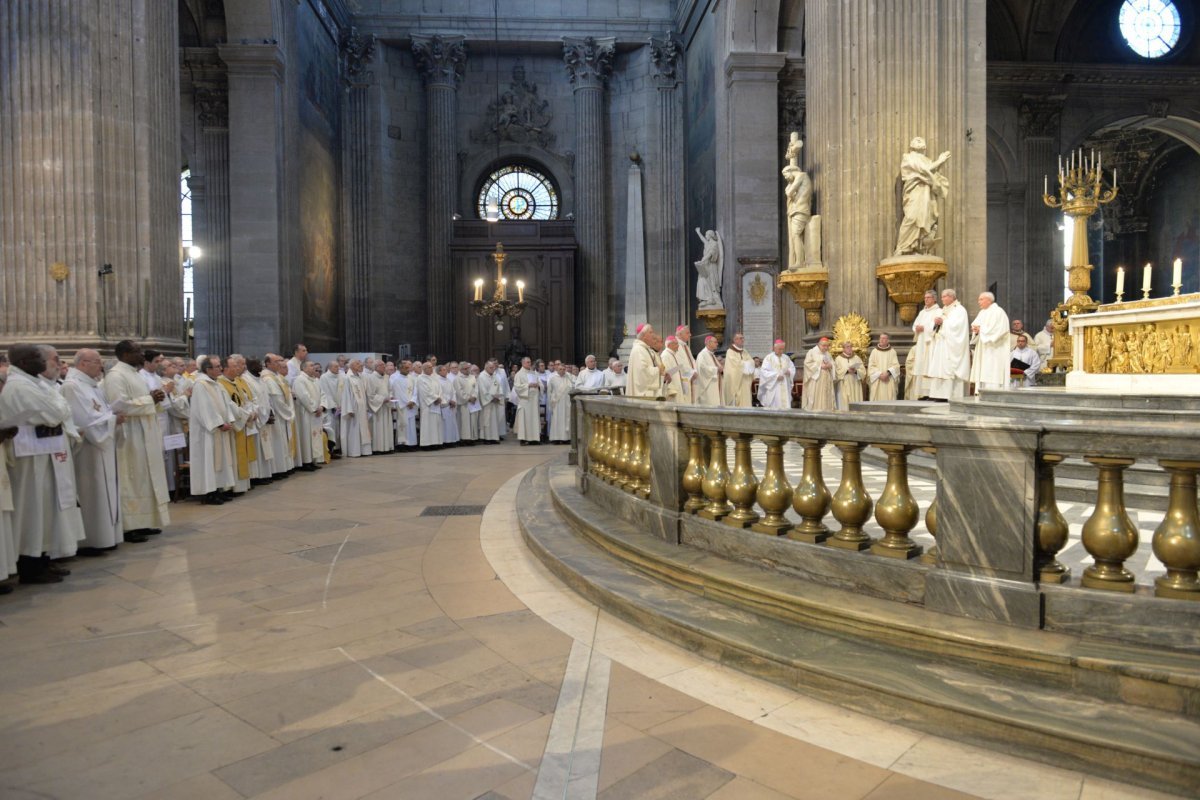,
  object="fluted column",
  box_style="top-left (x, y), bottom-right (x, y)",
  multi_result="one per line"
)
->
top-left (649, 35), bottom-right (686, 330)
top-left (413, 34), bottom-right (465, 356)
top-left (806, 0), bottom-right (986, 334)
top-left (342, 28), bottom-right (377, 351)
top-left (0, 0), bottom-right (183, 354)
top-left (194, 87), bottom-right (233, 356)
top-left (1019, 95), bottom-right (1065, 327)
top-left (564, 36), bottom-right (616, 356)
